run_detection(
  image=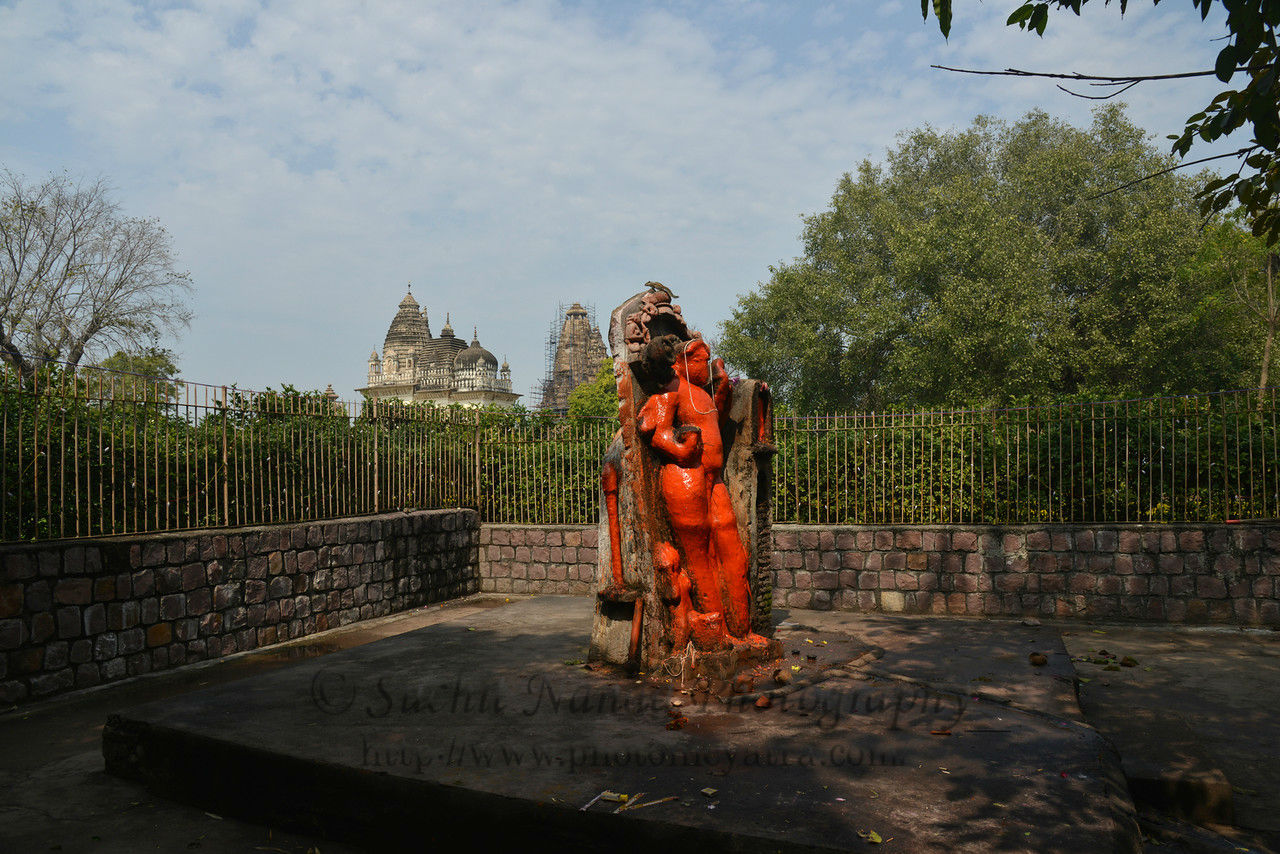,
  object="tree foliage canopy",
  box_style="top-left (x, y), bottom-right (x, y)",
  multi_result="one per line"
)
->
top-left (718, 106), bottom-right (1256, 412)
top-left (566, 357), bottom-right (617, 419)
top-left (1193, 210), bottom-right (1280, 393)
top-left (91, 347), bottom-right (182, 401)
top-left (924, 0), bottom-right (1280, 242)
top-left (0, 169), bottom-right (192, 372)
